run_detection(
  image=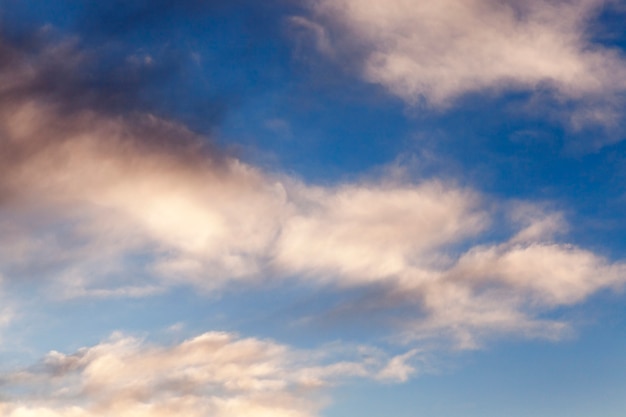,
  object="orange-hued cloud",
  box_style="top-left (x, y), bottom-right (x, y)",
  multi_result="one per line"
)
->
top-left (0, 331), bottom-right (415, 417)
